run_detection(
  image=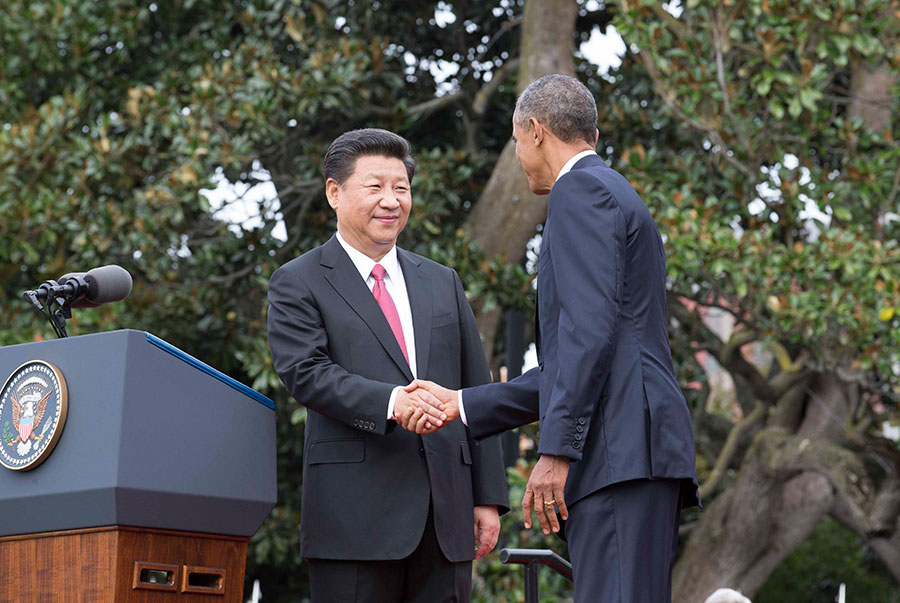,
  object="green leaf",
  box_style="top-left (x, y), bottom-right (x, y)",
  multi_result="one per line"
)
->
top-left (769, 100), bottom-right (785, 120)
top-left (799, 88), bottom-right (822, 112)
top-left (290, 406), bottom-right (307, 425)
top-left (813, 5), bottom-right (833, 20)
top-left (833, 206), bottom-right (852, 221)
